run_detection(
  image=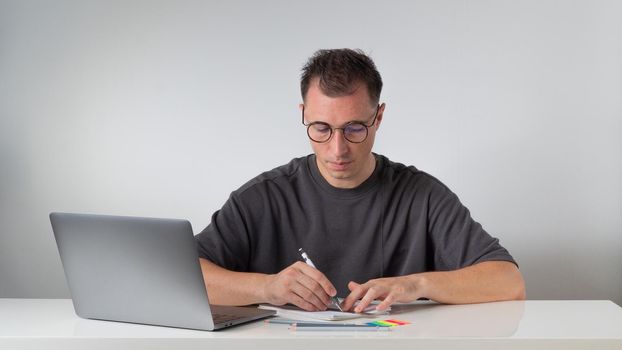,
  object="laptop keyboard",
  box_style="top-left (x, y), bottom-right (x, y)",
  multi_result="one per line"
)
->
top-left (213, 313), bottom-right (242, 324)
